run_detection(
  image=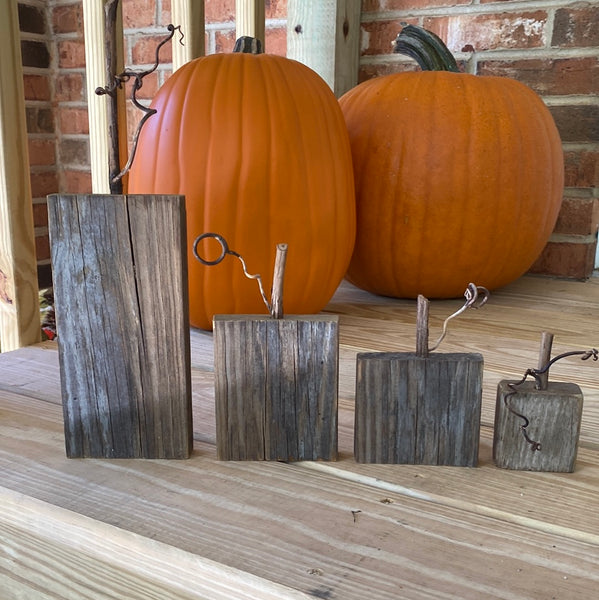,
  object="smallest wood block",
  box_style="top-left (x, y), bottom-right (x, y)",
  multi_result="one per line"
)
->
top-left (355, 352), bottom-right (483, 466)
top-left (493, 380), bottom-right (583, 472)
top-left (213, 315), bottom-right (339, 461)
